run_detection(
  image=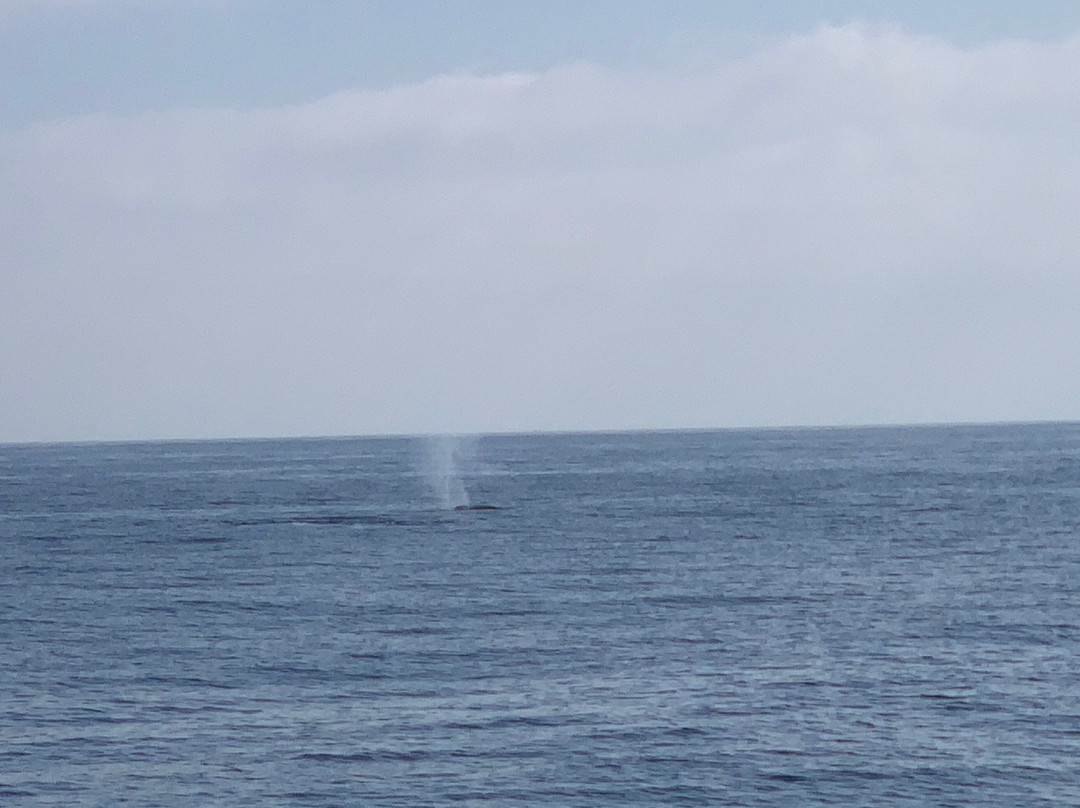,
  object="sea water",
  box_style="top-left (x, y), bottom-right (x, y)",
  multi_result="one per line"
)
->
top-left (2, 424), bottom-right (1079, 806)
